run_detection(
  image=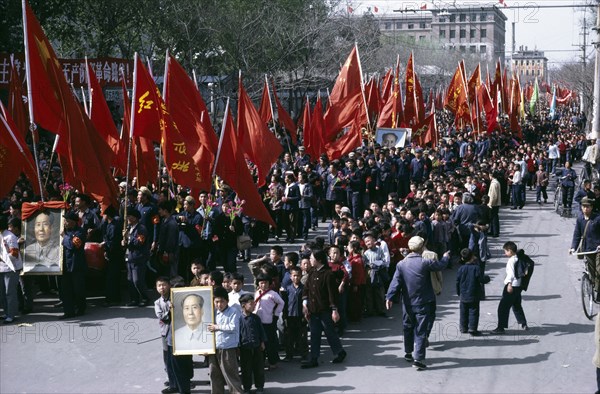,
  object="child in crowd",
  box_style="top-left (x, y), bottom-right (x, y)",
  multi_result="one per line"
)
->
top-left (254, 273), bottom-right (284, 370)
top-left (209, 270), bottom-right (224, 287)
top-left (281, 266), bottom-right (308, 361)
top-left (239, 294), bottom-right (267, 394)
top-left (222, 273), bottom-right (232, 292)
top-left (228, 272), bottom-right (251, 306)
top-left (281, 251), bottom-right (299, 289)
top-left (189, 259), bottom-right (205, 286)
top-left (154, 277), bottom-right (192, 394)
top-left (456, 249), bottom-right (484, 336)
top-left (207, 286), bottom-right (244, 394)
